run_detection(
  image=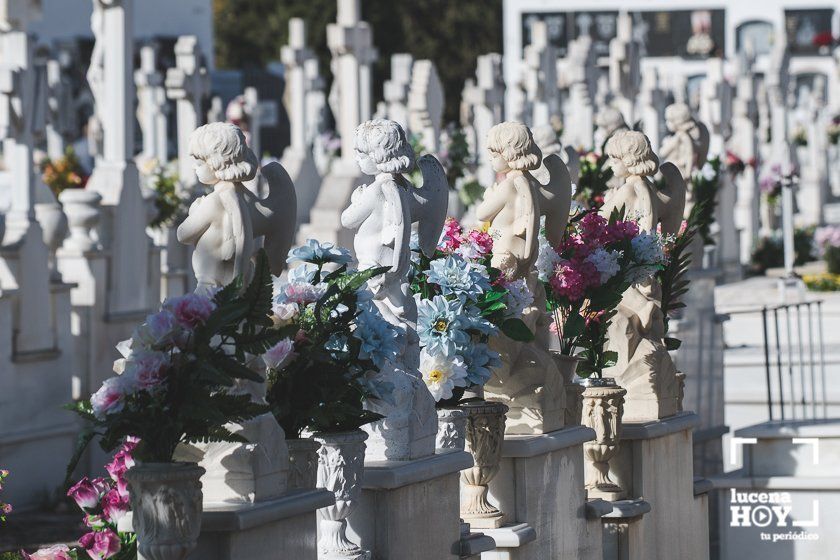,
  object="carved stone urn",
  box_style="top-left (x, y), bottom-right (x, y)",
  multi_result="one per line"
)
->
top-left (313, 430), bottom-right (370, 560)
top-left (124, 462), bottom-right (205, 560)
top-left (460, 400), bottom-right (508, 528)
top-left (580, 377), bottom-right (626, 501)
top-left (675, 372), bottom-right (686, 412)
top-left (551, 352), bottom-right (584, 427)
top-left (436, 407), bottom-right (468, 451)
top-left (287, 437), bottom-right (321, 491)
top-left (58, 188), bottom-right (102, 252)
